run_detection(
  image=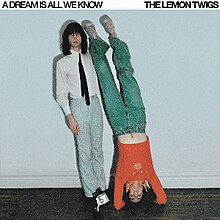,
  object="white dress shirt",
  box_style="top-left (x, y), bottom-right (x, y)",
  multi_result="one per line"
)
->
top-left (56, 50), bottom-right (99, 115)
